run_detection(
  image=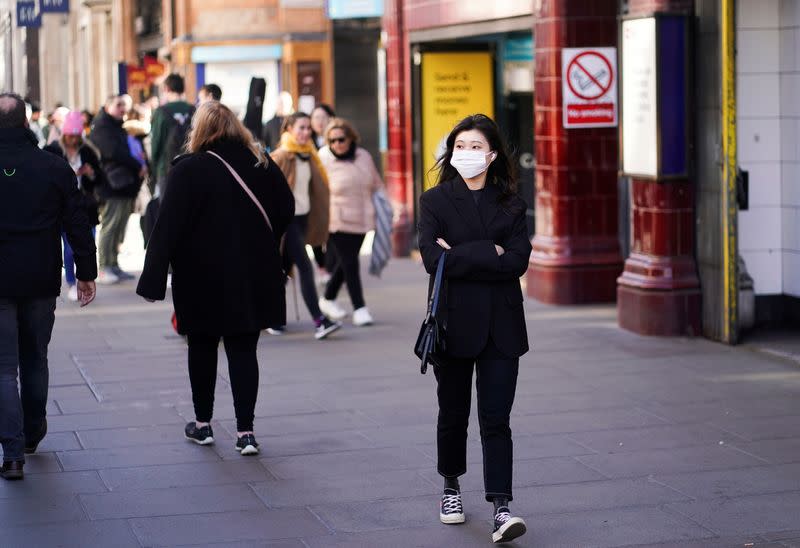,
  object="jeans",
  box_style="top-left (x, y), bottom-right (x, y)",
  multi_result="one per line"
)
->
top-left (63, 228), bottom-right (96, 286)
top-left (324, 232), bottom-right (366, 310)
top-left (284, 215), bottom-right (323, 320)
top-left (0, 297), bottom-right (56, 462)
top-left (435, 338), bottom-right (519, 501)
top-left (187, 332), bottom-right (260, 432)
top-left (98, 198), bottom-right (134, 269)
